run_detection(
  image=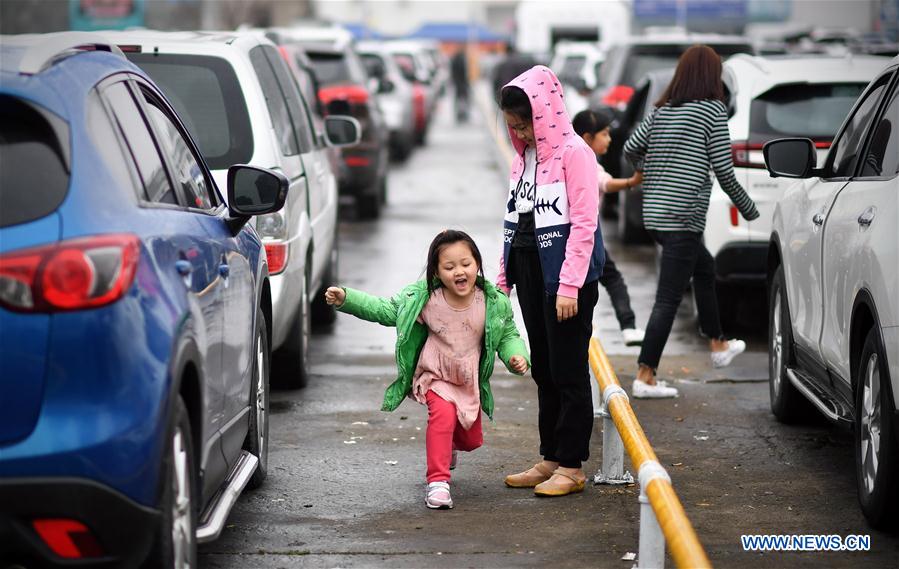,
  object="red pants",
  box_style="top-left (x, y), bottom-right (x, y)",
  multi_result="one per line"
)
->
top-left (426, 390), bottom-right (483, 483)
